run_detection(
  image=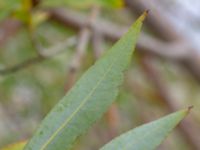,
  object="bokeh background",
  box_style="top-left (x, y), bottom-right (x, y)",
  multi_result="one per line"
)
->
top-left (0, 0), bottom-right (200, 149)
